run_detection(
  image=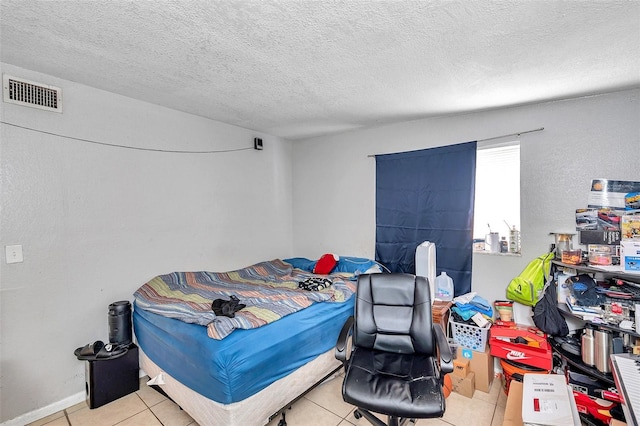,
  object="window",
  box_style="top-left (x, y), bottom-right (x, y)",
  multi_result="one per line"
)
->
top-left (473, 142), bottom-right (520, 253)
